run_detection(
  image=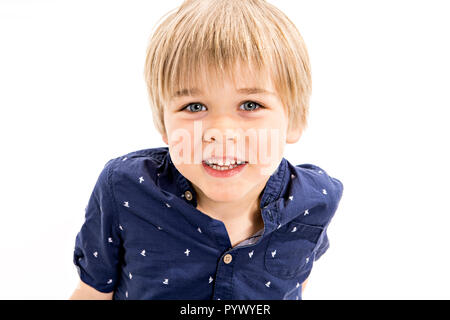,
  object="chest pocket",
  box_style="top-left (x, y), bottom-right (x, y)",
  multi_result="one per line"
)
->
top-left (264, 222), bottom-right (324, 279)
